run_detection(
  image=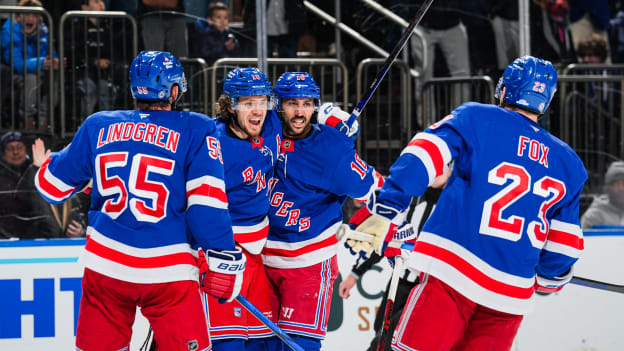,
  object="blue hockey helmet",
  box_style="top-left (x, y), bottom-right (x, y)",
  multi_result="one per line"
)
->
top-left (223, 67), bottom-right (273, 108)
top-left (494, 56), bottom-right (557, 114)
top-left (273, 72), bottom-right (321, 110)
top-left (129, 51), bottom-right (187, 103)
